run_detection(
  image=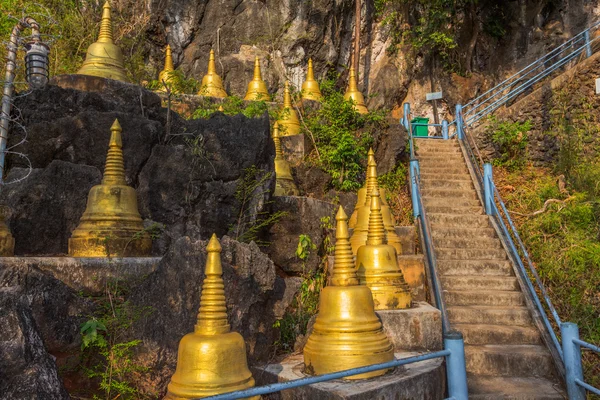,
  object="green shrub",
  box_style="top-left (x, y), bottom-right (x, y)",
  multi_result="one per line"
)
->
top-left (486, 116), bottom-right (531, 170)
